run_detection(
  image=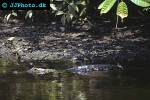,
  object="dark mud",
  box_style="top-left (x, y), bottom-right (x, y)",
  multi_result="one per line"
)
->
top-left (0, 19), bottom-right (150, 66)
